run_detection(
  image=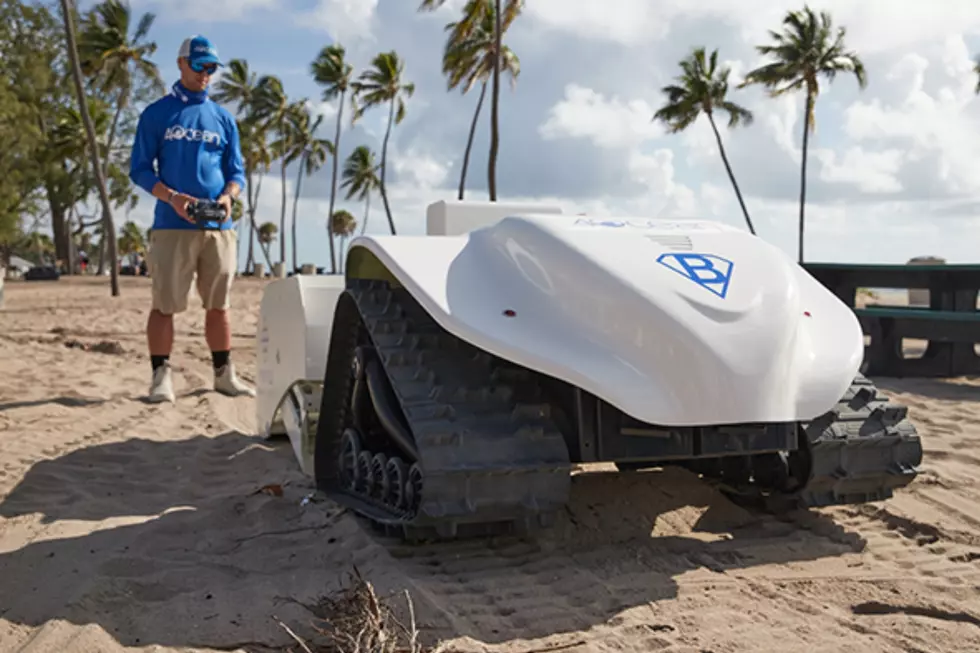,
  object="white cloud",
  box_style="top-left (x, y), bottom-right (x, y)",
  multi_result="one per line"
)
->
top-left (302, 0), bottom-right (380, 41)
top-left (813, 147), bottom-right (904, 194)
top-left (133, 0), bottom-right (279, 23)
top-left (841, 34), bottom-right (980, 196)
top-left (525, 0), bottom-right (980, 54)
top-left (539, 84), bottom-right (662, 148)
top-left (391, 147), bottom-right (451, 189)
